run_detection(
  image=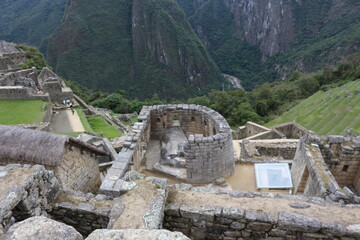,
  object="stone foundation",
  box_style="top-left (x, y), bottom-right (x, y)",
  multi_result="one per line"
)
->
top-left (0, 164), bottom-right (59, 236)
top-left (50, 190), bottom-right (113, 236)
